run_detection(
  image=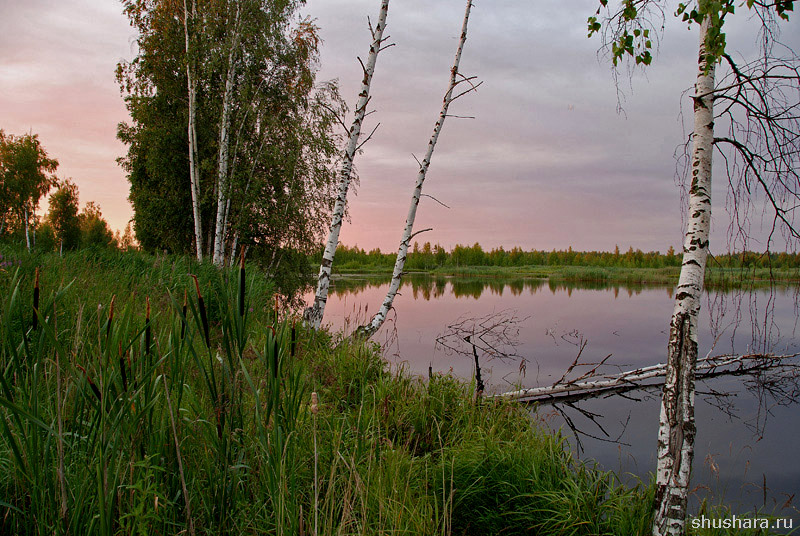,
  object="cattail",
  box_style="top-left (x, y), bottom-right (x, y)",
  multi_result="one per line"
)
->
top-left (106, 295), bottom-right (116, 339)
top-left (273, 295), bottom-right (279, 327)
top-left (144, 297), bottom-right (151, 355)
top-left (272, 337), bottom-right (279, 379)
top-left (119, 342), bottom-right (128, 392)
top-left (290, 321), bottom-right (297, 357)
top-left (238, 250), bottom-right (246, 318)
top-left (32, 267), bottom-right (40, 331)
top-left (266, 326), bottom-right (278, 379)
top-left (191, 275), bottom-right (210, 348)
top-left (181, 289), bottom-right (188, 340)
top-left (215, 404), bottom-right (224, 440)
top-left (310, 392), bottom-right (319, 415)
top-left (77, 365), bottom-right (101, 402)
